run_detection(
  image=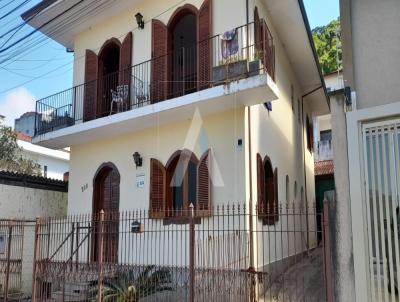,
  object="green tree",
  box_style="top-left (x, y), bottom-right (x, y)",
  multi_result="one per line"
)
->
top-left (0, 126), bottom-right (41, 176)
top-left (312, 18), bottom-right (342, 75)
